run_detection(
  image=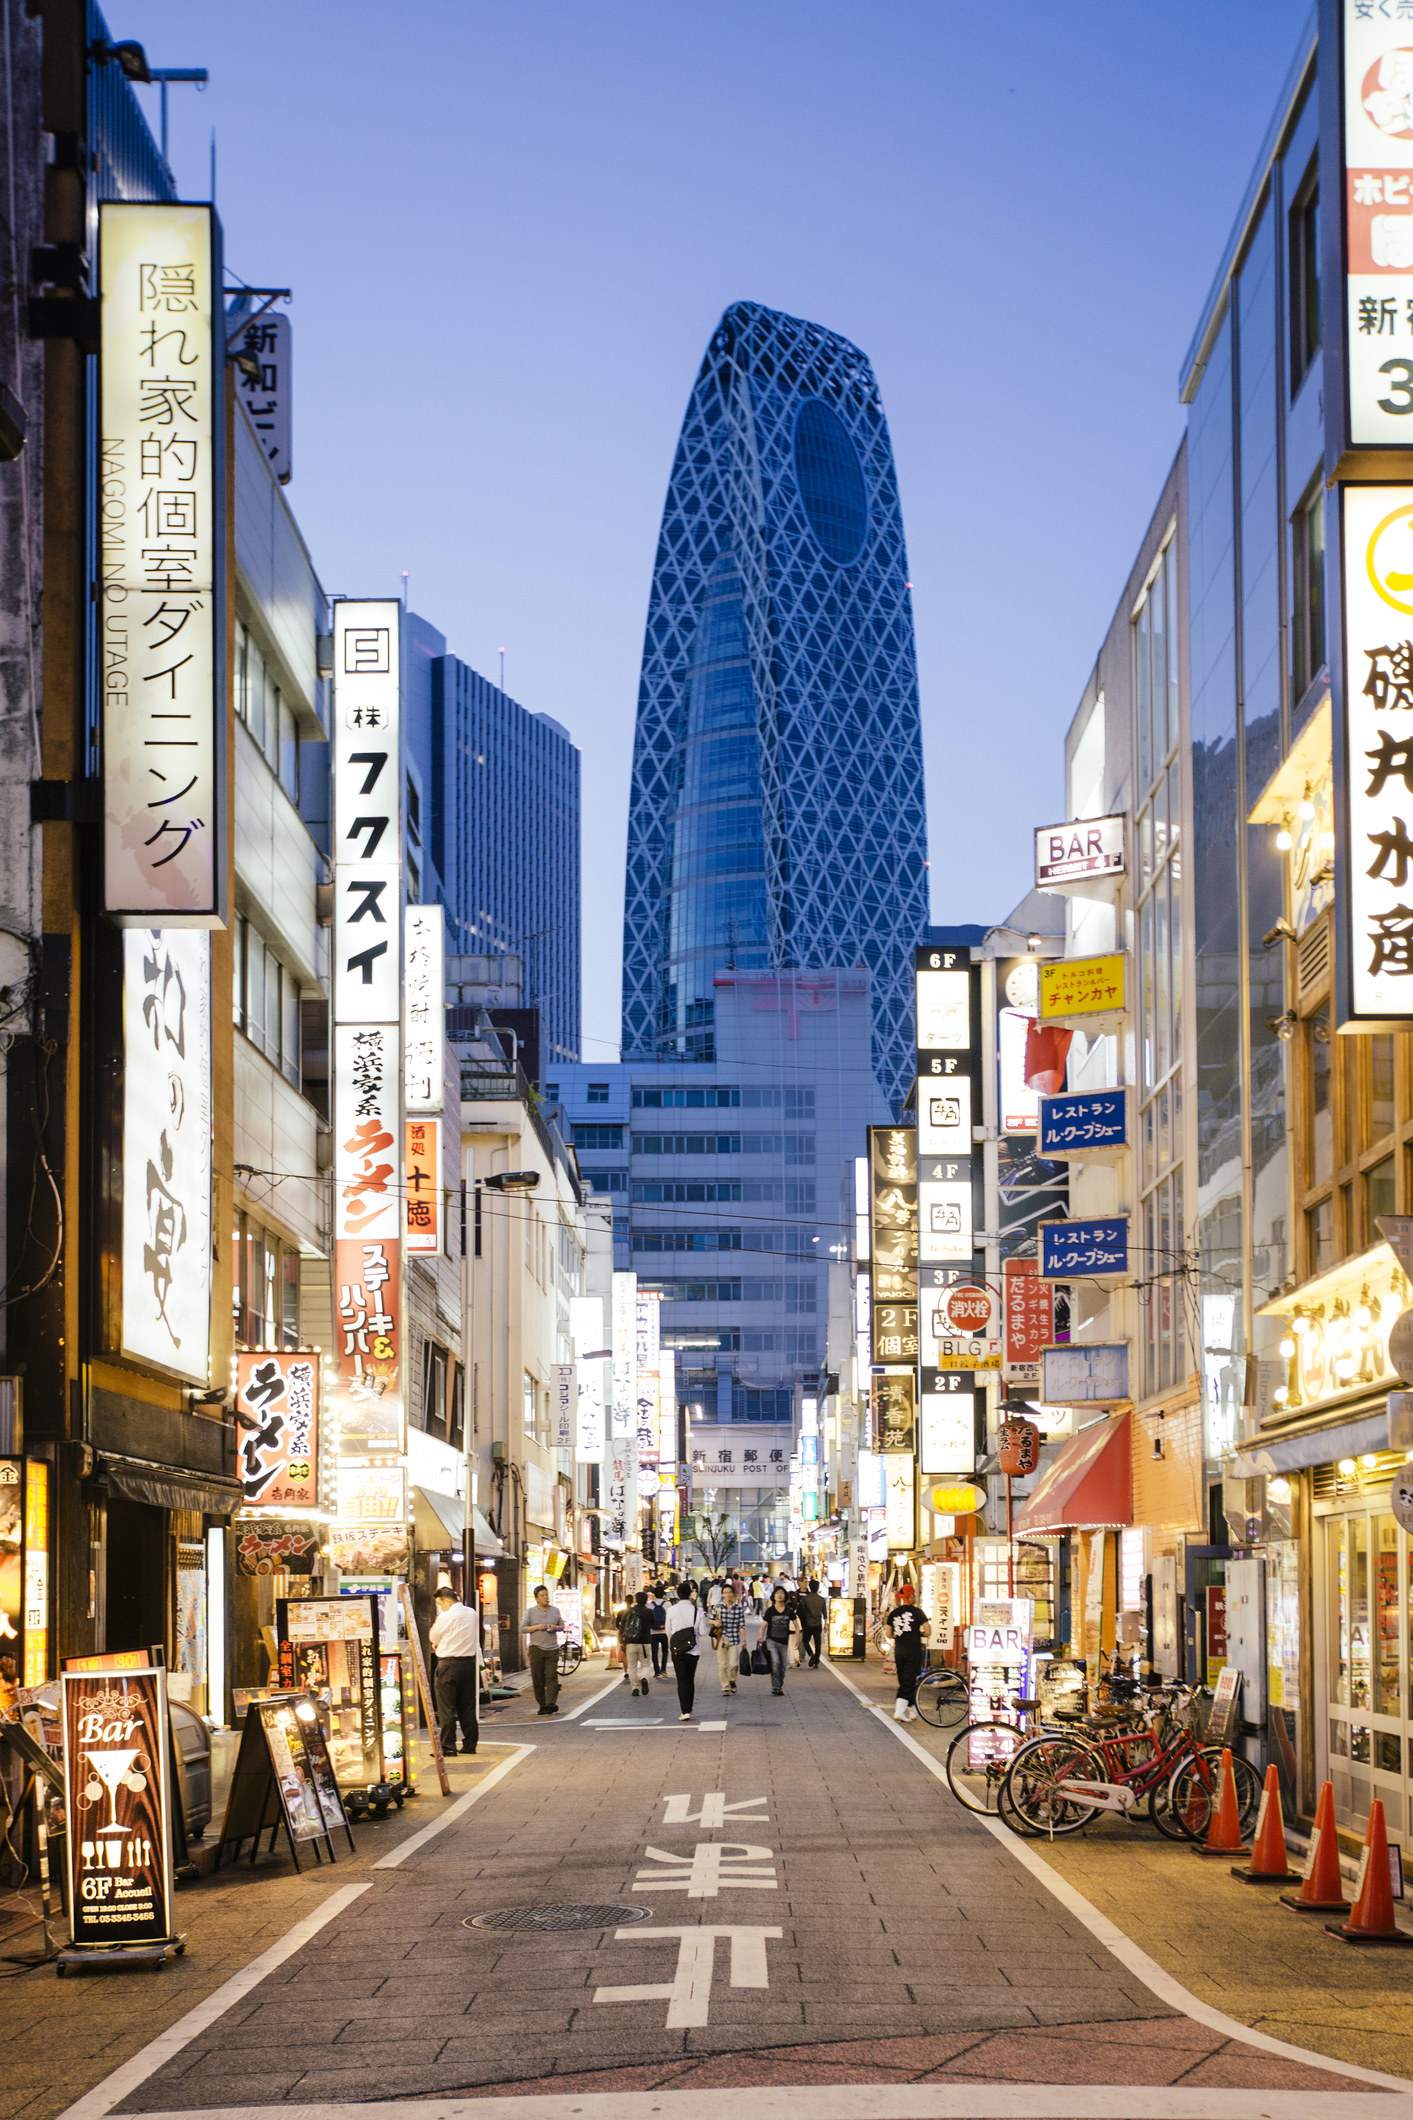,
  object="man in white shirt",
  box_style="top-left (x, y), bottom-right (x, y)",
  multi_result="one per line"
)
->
top-left (665, 1580), bottom-right (713, 1722)
top-left (429, 1586), bottom-right (480, 1756)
